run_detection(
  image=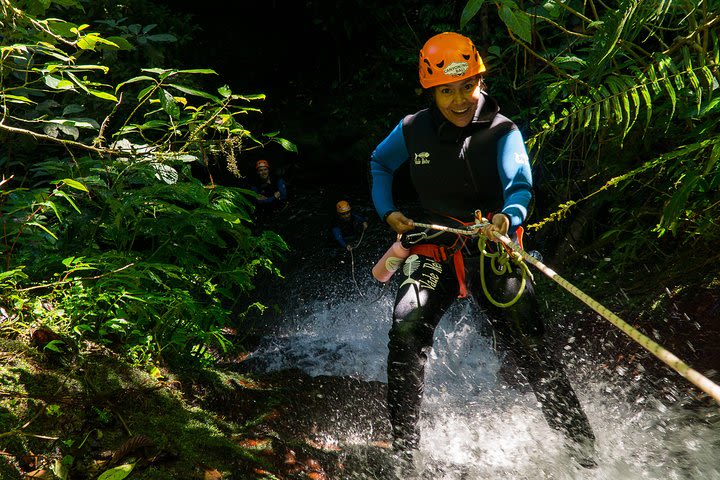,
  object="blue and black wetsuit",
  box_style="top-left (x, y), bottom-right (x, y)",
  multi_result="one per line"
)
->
top-left (371, 93), bottom-right (531, 228)
top-left (332, 212), bottom-right (368, 249)
top-left (369, 92), bottom-right (594, 454)
top-left (251, 175), bottom-right (287, 210)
